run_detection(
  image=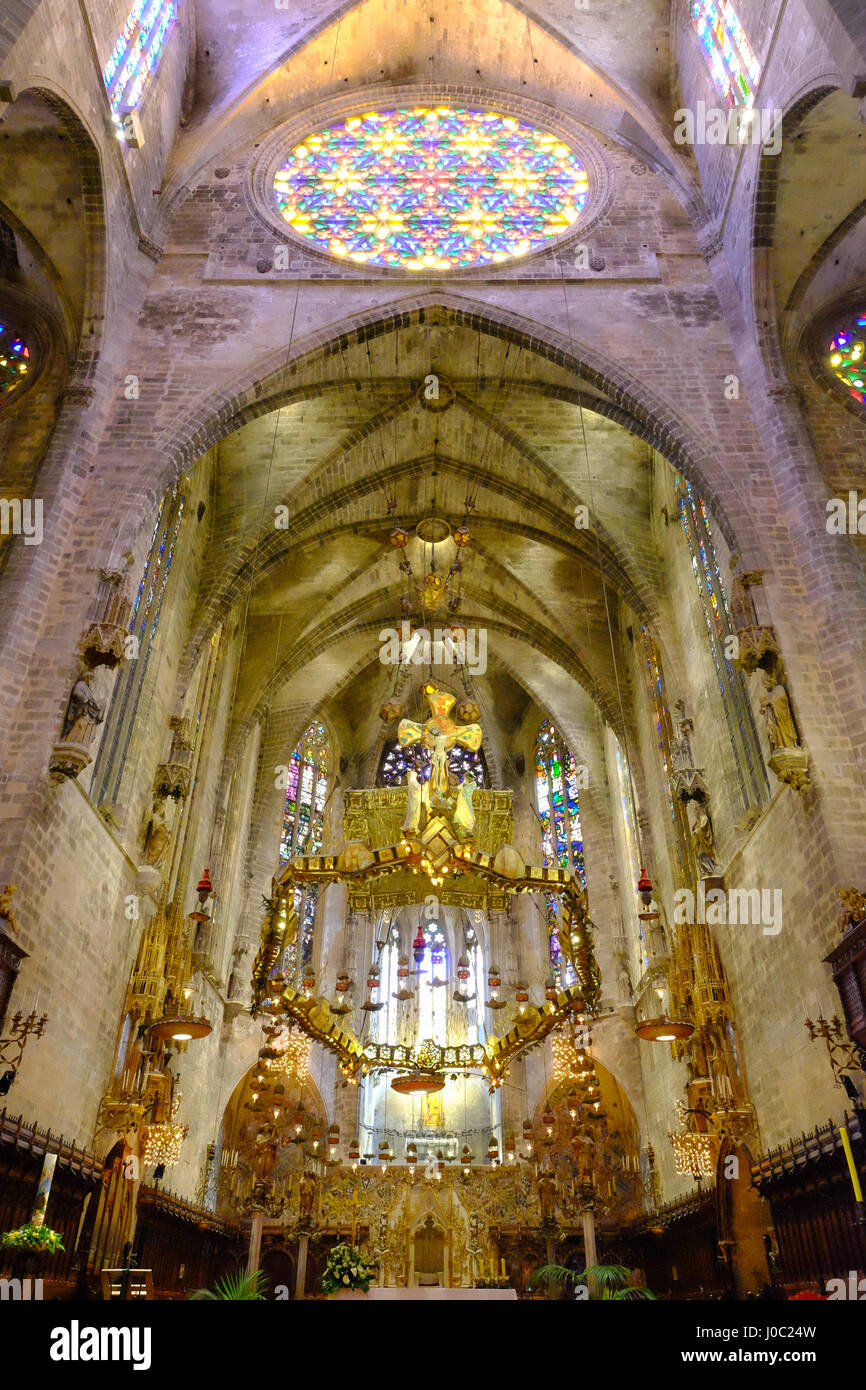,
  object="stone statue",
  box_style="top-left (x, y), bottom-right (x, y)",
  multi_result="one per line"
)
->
top-left (142, 802), bottom-right (171, 869)
top-left (253, 1123), bottom-right (279, 1184)
top-left (729, 567), bottom-right (758, 632)
top-left (0, 883), bottom-right (18, 936)
top-left (671, 702), bottom-right (694, 773)
top-left (299, 1169), bottom-right (318, 1223)
top-left (759, 676), bottom-right (799, 751)
top-left (61, 669), bottom-right (104, 744)
top-left (688, 798), bottom-right (721, 878)
top-left (453, 775), bottom-right (477, 838)
top-left (401, 768), bottom-right (428, 834)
